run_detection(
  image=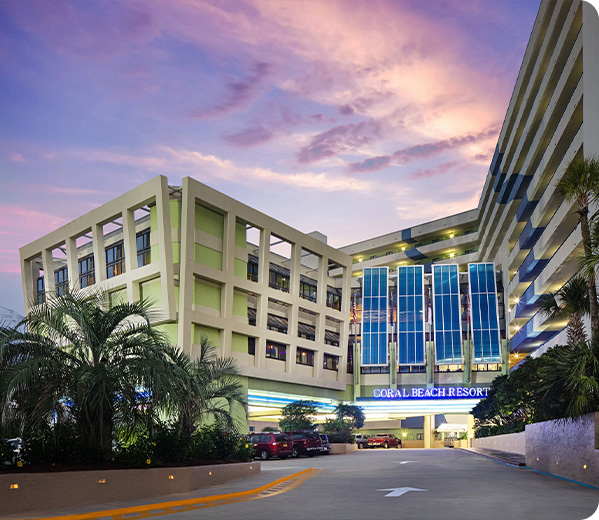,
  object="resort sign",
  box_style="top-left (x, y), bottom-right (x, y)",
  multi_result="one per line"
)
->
top-left (372, 387), bottom-right (490, 400)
